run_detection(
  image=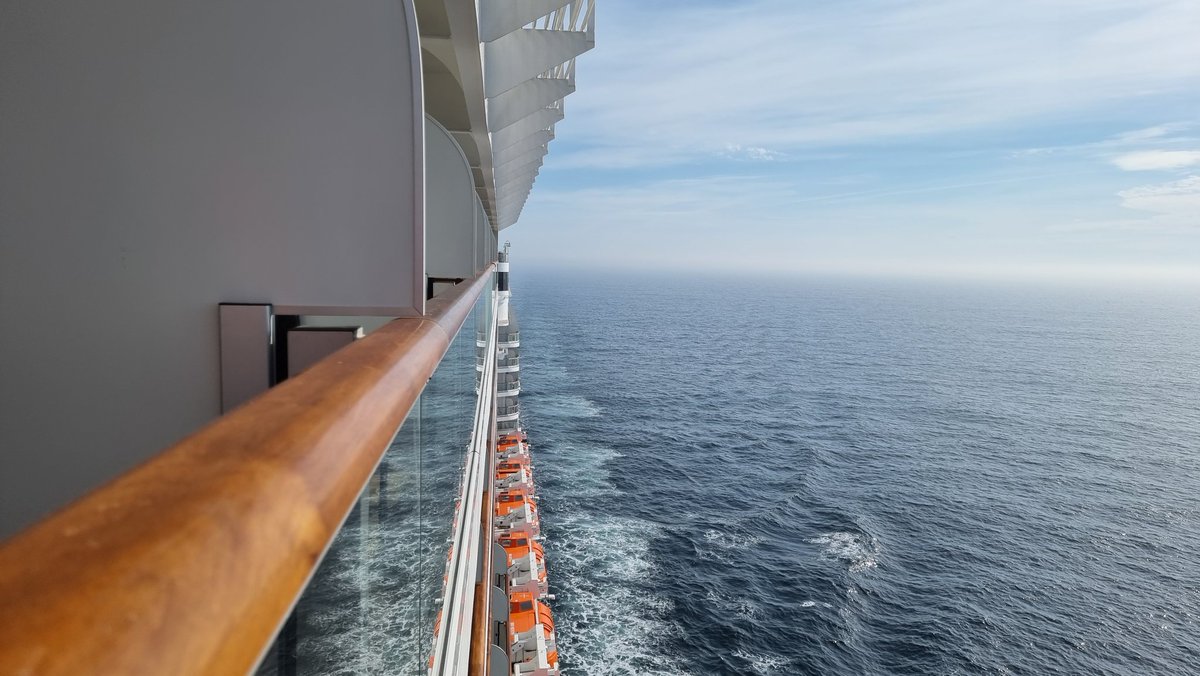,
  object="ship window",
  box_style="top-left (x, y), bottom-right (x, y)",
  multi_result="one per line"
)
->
top-left (519, 601), bottom-right (533, 611)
